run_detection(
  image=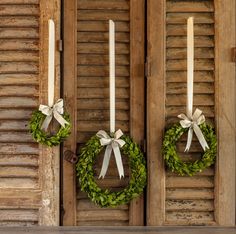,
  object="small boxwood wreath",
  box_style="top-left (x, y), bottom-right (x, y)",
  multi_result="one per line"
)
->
top-left (163, 123), bottom-right (217, 176)
top-left (76, 134), bottom-right (147, 207)
top-left (29, 110), bottom-right (71, 147)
